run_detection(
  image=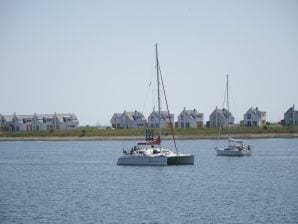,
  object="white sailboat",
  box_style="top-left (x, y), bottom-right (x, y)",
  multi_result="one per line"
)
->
top-left (215, 74), bottom-right (252, 156)
top-left (117, 44), bottom-right (194, 165)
